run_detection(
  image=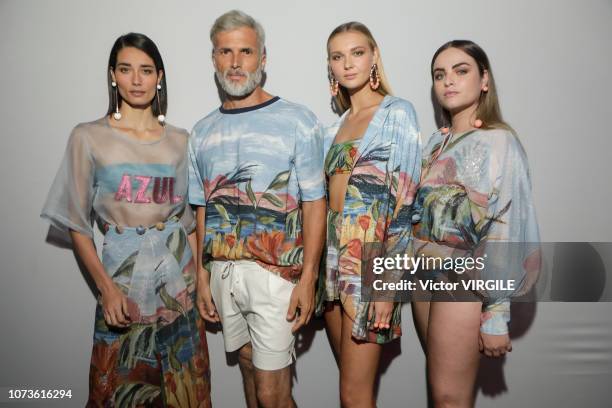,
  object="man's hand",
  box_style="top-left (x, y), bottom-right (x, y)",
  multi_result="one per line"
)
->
top-left (196, 270), bottom-right (219, 323)
top-left (286, 276), bottom-right (316, 333)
